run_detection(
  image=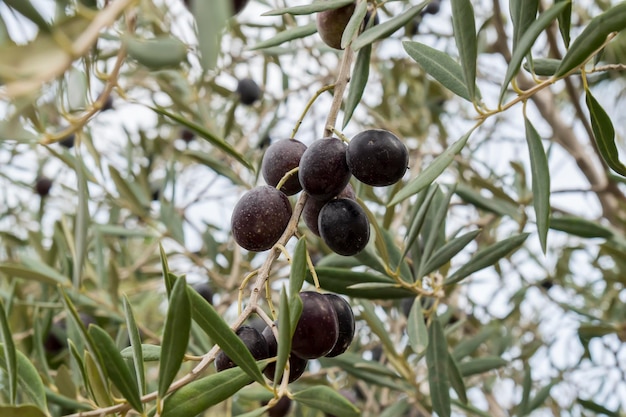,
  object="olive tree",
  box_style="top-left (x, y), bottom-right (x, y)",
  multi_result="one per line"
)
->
top-left (0, 0), bottom-right (625, 416)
